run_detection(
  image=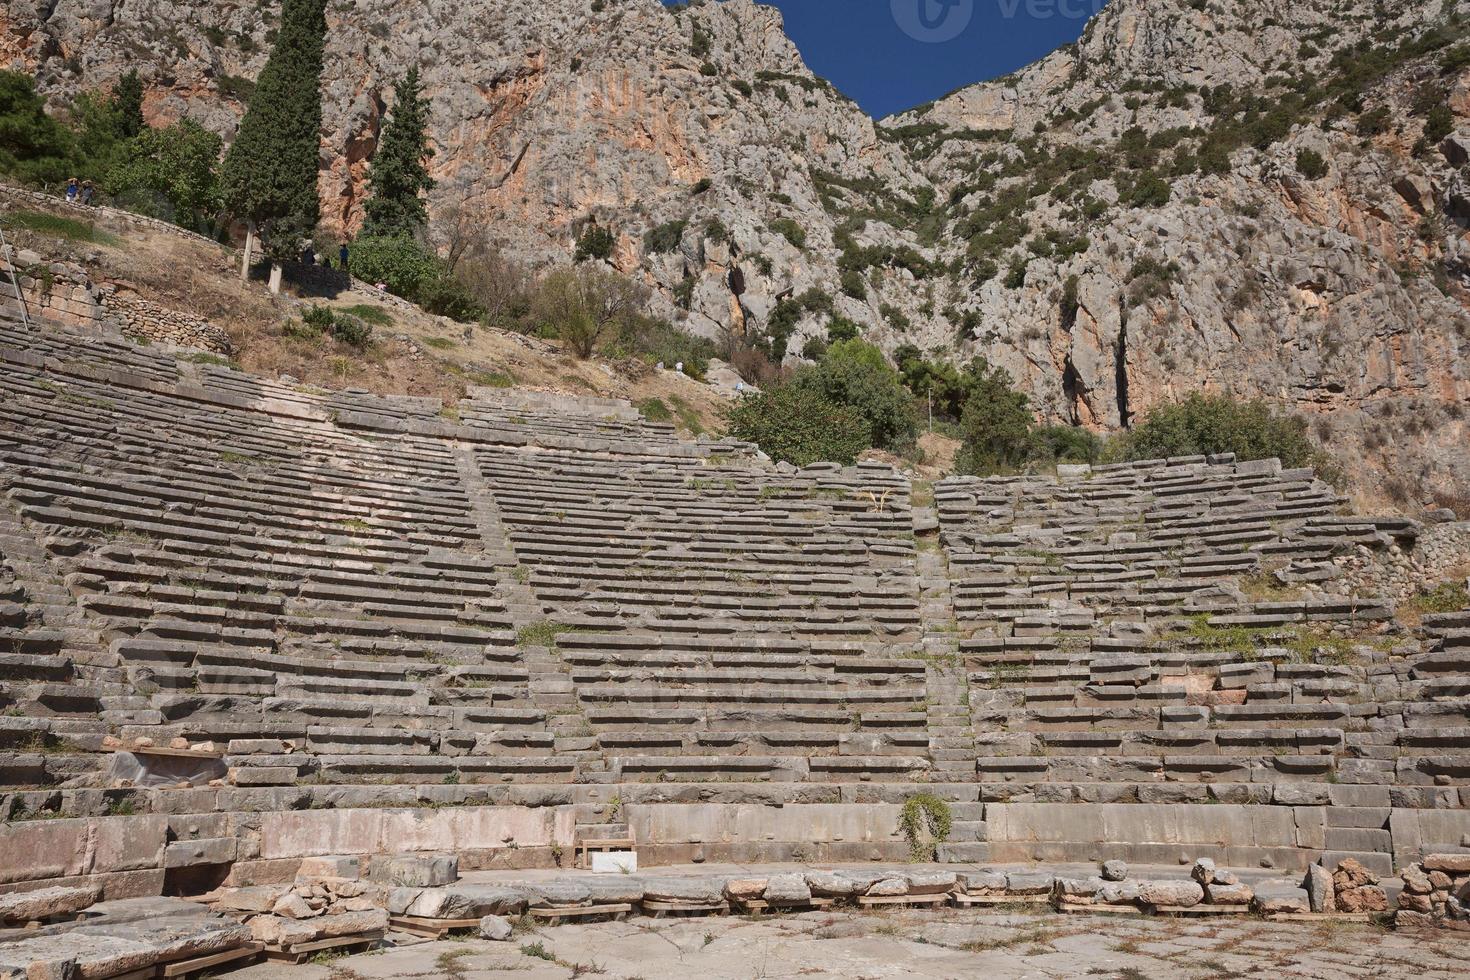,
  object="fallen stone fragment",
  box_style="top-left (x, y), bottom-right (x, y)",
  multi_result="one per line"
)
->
top-left (903, 871), bottom-right (956, 895)
top-left (405, 885), bottom-right (528, 919)
top-left (372, 854), bottom-right (459, 888)
top-left (1205, 882), bottom-right (1253, 906)
top-left (1336, 886), bottom-right (1387, 912)
top-left (479, 914), bottom-right (512, 941)
top-left (765, 874), bottom-right (812, 903)
top-left (866, 878), bottom-right (908, 897)
top-left (1138, 880), bottom-right (1203, 907)
top-left (1100, 860), bottom-right (1128, 882)
top-left (1191, 858), bottom-right (1216, 885)
top-left (1332, 858), bottom-right (1375, 890)
top-left (1253, 882), bottom-right (1310, 914)
top-left (640, 878), bottom-right (723, 905)
top-left (1424, 854), bottom-right (1470, 874)
top-left (1305, 865), bottom-right (1335, 914)
top-left (804, 872), bottom-right (858, 897)
top-left (0, 884), bottom-right (102, 924)
top-left (956, 871), bottom-right (1007, 895)
top-left (1004, 872), bottom-right (1054, 895)
top-left (1096, 881), bottom-right (1143, 905)
top-left (723, 878), bottom-right (768, 901)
